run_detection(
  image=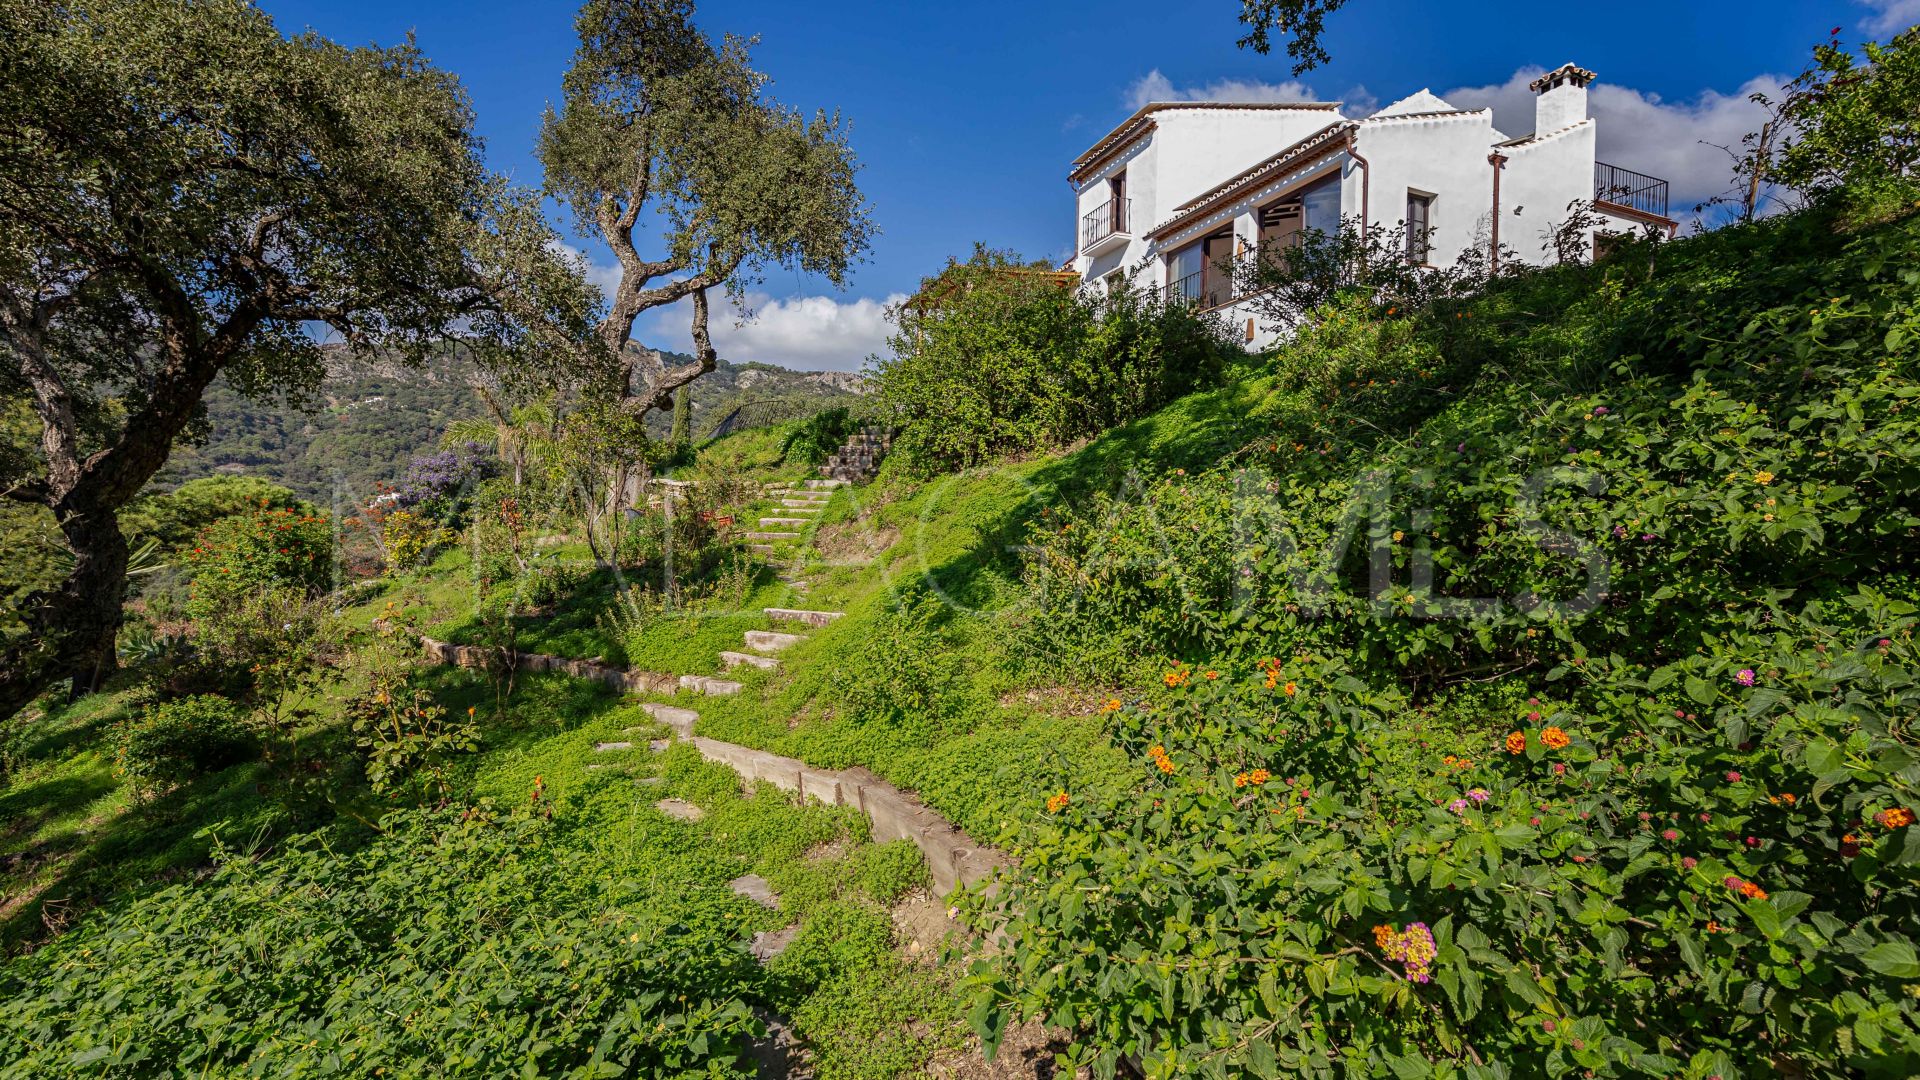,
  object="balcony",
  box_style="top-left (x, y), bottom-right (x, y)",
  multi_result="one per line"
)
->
top-left (1594, 162), bottom-right (1670, 220)
top-left (1081, 198), bottom-right (1132, 258)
